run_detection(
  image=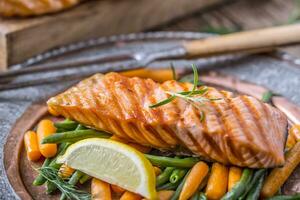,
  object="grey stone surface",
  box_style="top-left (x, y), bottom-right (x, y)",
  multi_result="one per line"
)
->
top-left (0, 33), bottom-right (300, 199)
